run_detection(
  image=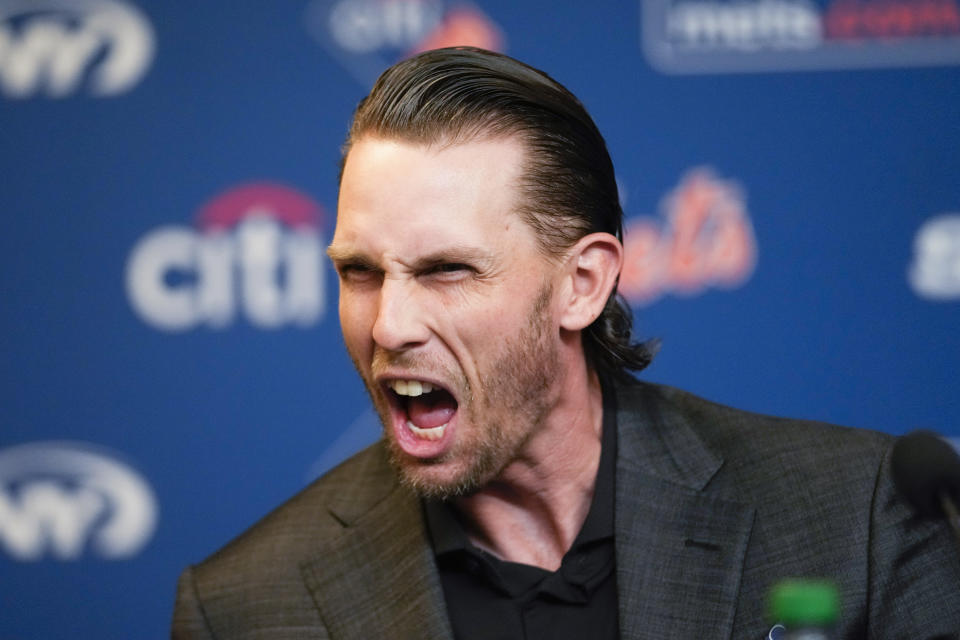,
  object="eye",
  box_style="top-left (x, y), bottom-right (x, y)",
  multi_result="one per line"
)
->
top-left (434, 263), bottom-right (470, 273)
top-left (337, 262), bottom-right (380, 283)
top-left (424, 262), bottom-right (474, 280)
